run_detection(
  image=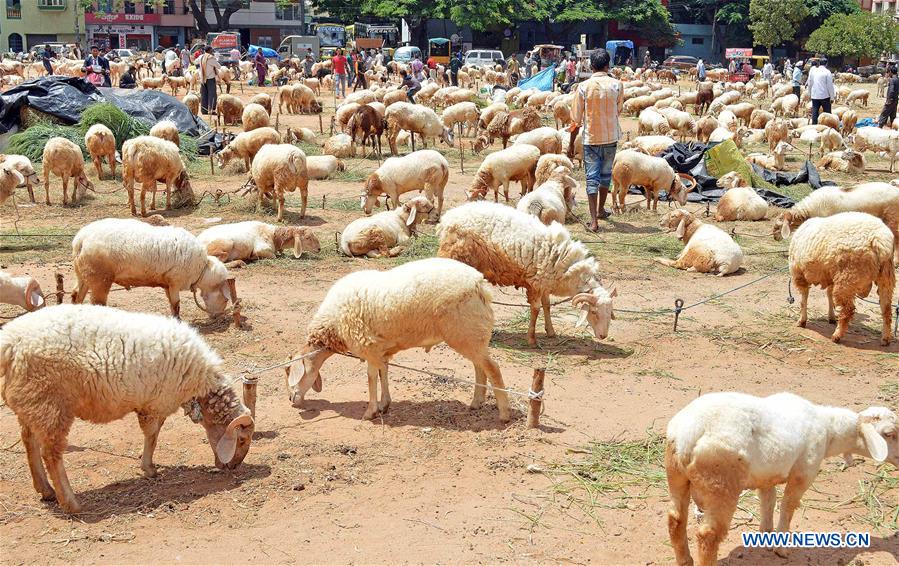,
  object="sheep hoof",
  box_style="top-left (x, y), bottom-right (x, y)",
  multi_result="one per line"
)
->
top-left (59, 499), bottom-right (83, 514)
top-left (545, 330), bottom-right (557, 339)
top-left (882, 337), bottom-right (892, 347)
top-left (362, 407), bottom-right (379, 420)
top-left (828, 317), bottom-right (836, 325)
top-left (378, 399), bottom-right (391, 413)
top-left (142, 465), bottom-right (158, 478)
top-left (797, 320), bottom-right (807, 328)
top-left (831, 334), bottom-right (842, 343)
top-left (39, 488), bottom-right (57, 502)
